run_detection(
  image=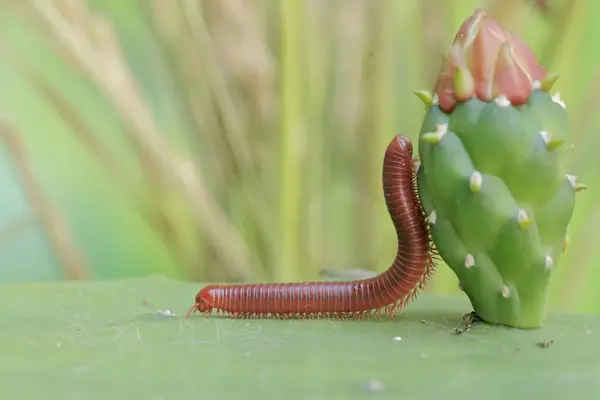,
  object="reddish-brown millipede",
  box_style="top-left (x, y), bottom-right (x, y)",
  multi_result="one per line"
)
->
top-left (186, 135), bottom-right (438, 320)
